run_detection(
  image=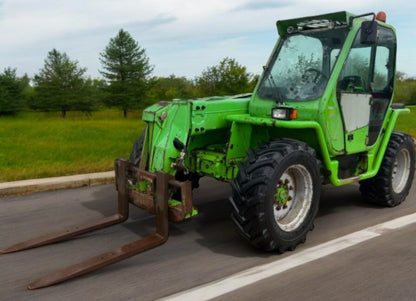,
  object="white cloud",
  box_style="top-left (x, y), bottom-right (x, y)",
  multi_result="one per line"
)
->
top-left (0, 0), bottom-right (415, 78)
